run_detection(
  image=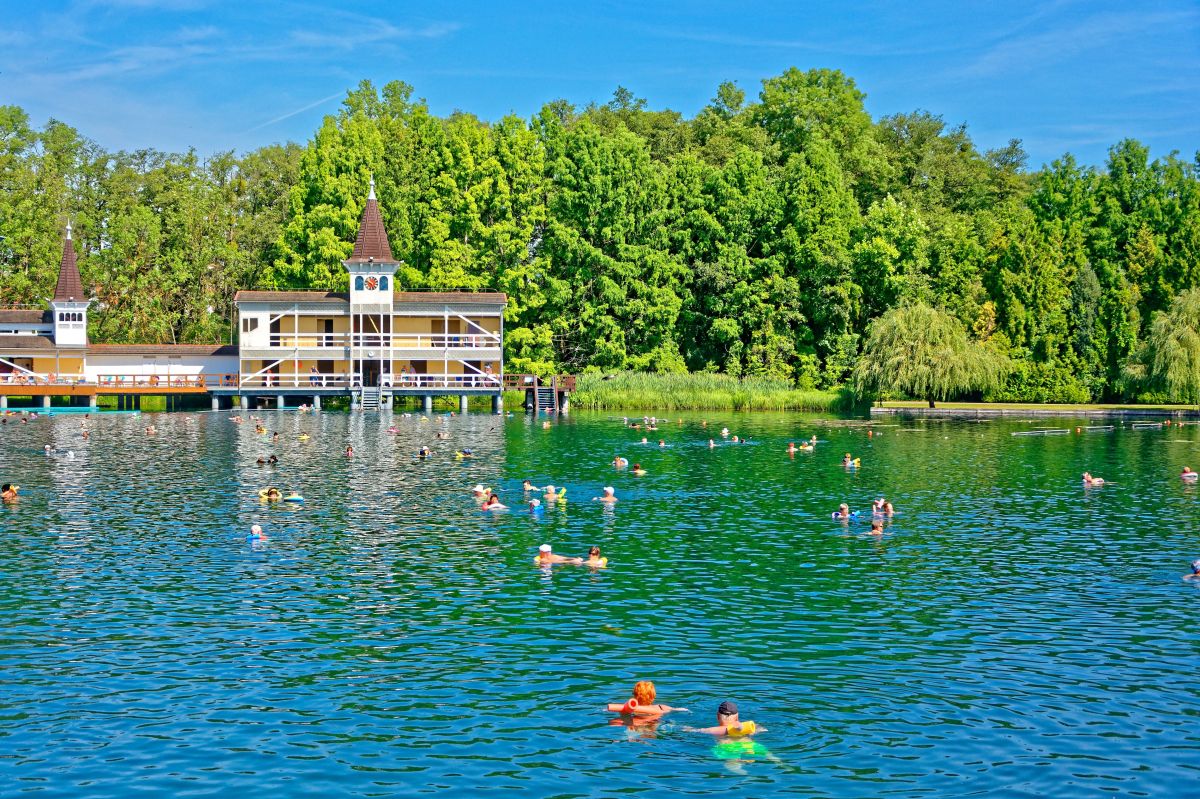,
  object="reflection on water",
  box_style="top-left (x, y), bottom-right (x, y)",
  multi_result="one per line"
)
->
top-left (1, 410), bottom-right (1199, 796)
